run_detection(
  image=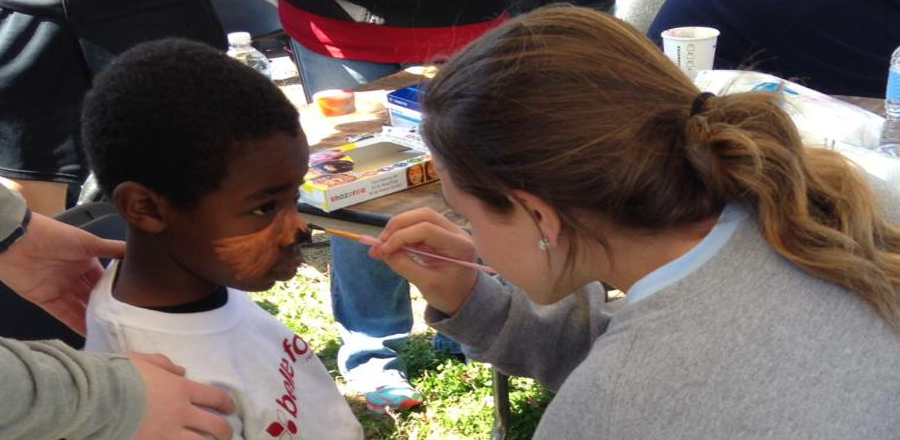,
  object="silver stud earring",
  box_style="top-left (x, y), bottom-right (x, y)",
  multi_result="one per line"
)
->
top-left (538, 238), bottom-right (550, 252)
